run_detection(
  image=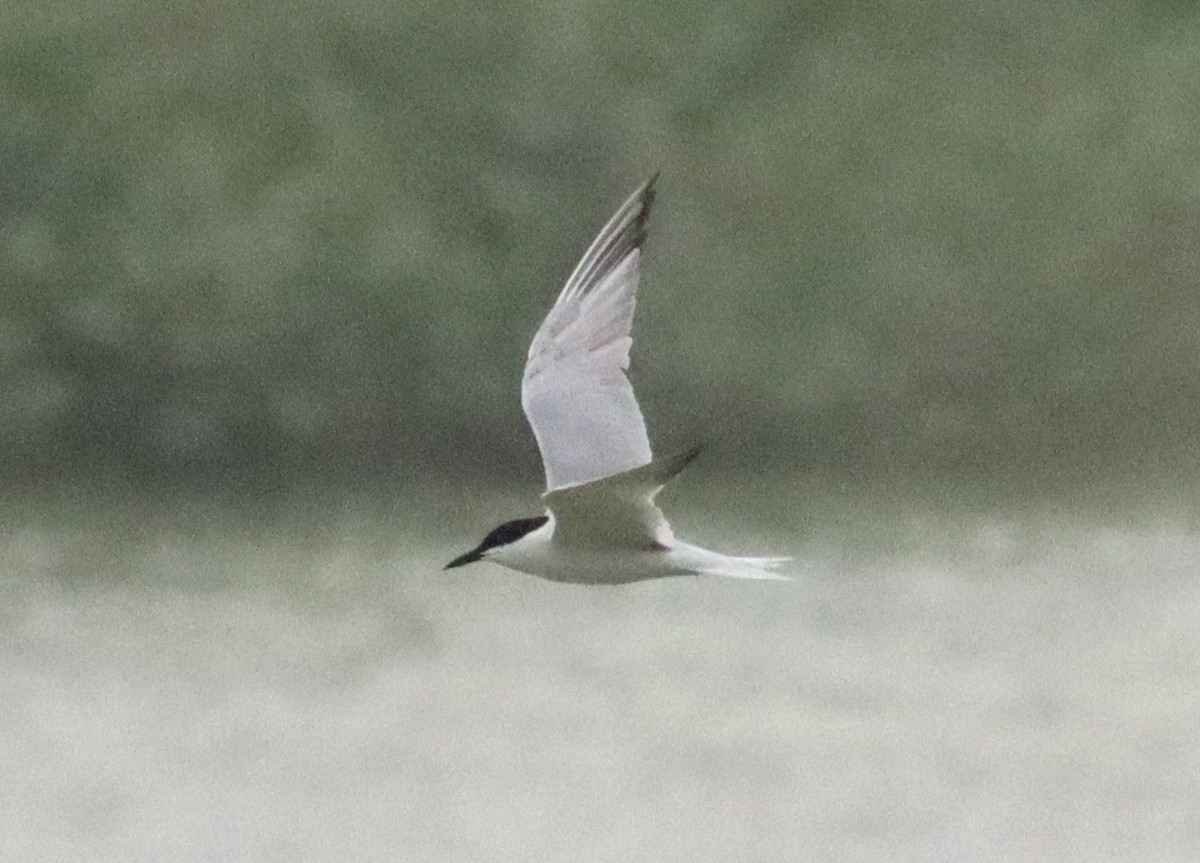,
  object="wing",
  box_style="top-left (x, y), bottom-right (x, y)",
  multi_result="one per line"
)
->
top-left (521, 176), bottom-right (658, 492)
top-left (543, 447), bottom-right (700, 549)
